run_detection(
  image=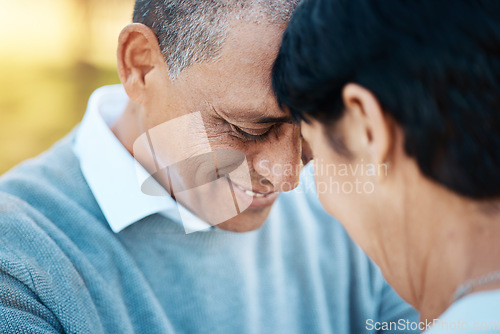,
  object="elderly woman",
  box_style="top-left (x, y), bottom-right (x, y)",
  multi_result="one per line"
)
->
top-left (273, 0), bottom-right (500, 332)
